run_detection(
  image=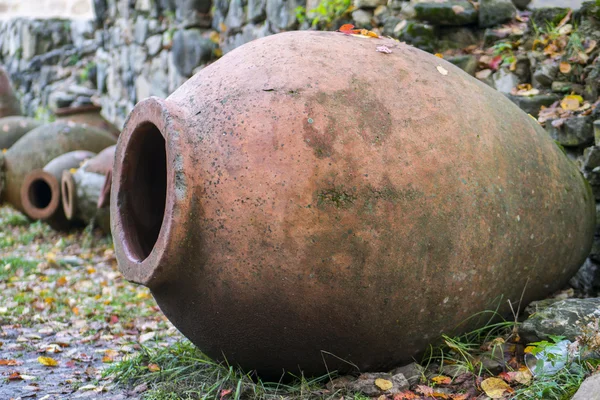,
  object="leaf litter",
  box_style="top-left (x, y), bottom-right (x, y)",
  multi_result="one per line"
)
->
top-left (0, 206), bottom-right (179, 398)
